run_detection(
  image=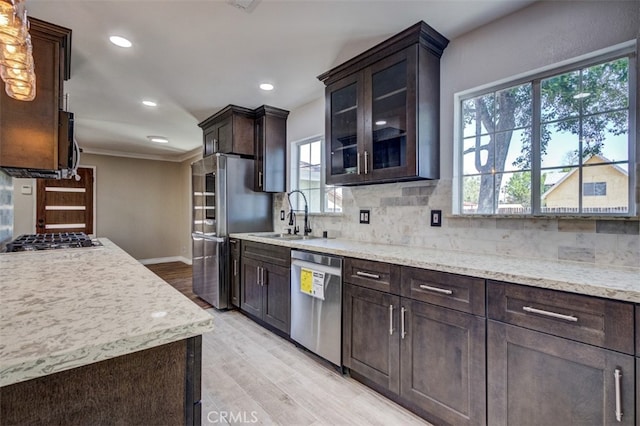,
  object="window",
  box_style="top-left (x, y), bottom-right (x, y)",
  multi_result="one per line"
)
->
top-left (583, 182), bottom-right (607, 196)
top-left (457, 47), bottom-right (635, 216)
top-left (292, 137), bottom-right (342, 213)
